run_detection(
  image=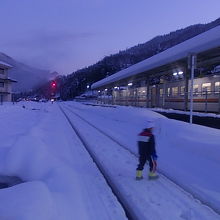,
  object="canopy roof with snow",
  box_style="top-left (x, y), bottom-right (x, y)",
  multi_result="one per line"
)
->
top-left (91, 25), bottom-right (220, 89)
top-left (0, 61), bottom-right (13, 69)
